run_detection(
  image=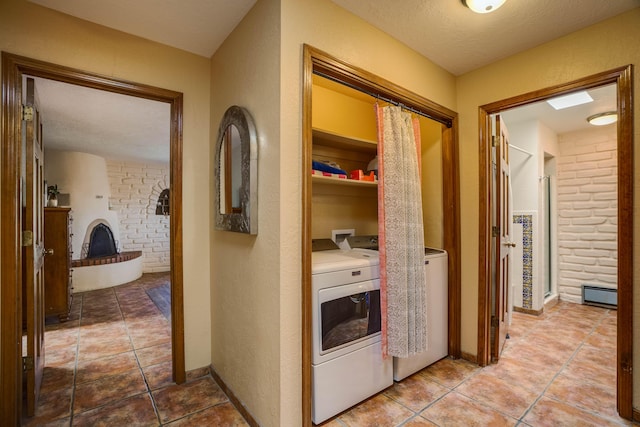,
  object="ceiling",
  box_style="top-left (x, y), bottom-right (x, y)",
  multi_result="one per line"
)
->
top-left (501, 84), bottom-right (617, 136)
top-left (27, 0), bottom-right (635, 161)
top-left (29, 0), bottom-right (639, 75)
top-left (29, 0), bottom-right (257, 58)
top-left (33, 77), bottom-right (170, 163)
top-left (331, 0), bottom-right (639, 76)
